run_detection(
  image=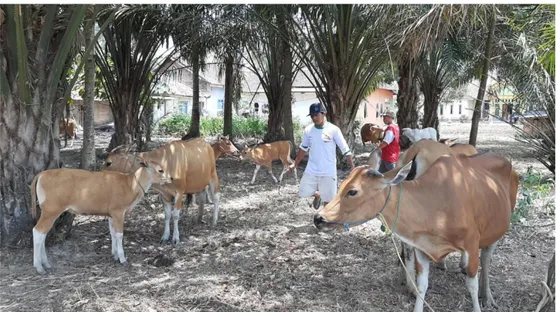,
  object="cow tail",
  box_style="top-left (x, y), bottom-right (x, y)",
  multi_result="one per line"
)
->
top-left (30, 173), bottom-right (40, 219)
top-left (287, 140), bottom-right (295, 163)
